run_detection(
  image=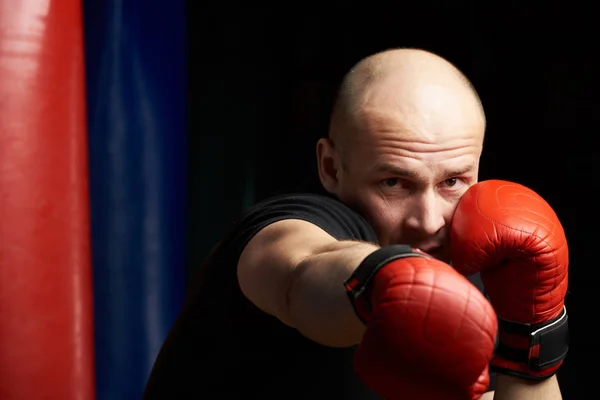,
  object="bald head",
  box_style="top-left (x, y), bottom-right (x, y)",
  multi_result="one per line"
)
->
top-left (329, 48), bottom-right (485, 152)
top-left (316, 48), bottom-right (486, 254)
